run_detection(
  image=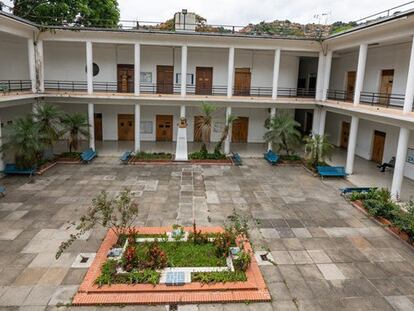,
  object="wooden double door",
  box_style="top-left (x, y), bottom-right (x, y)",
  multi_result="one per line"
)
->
top-left (156, 115), bottom-right (173, 141)
top-left (196, 67), bottom-right (213, 95)
top-left (157, 65), bottom-right (174, 94)
top-left (234, 68), bottom-right (251, 96)
top-left (340, 121), bottom-right (350, 149)
top-left (346, 71), bottom-right (356, 101)
top-left (232, 117), bottom-right (249, 143)
top-left (379, 69), bottom-right (394, 105)
top-left (94, 113), bottom-right (103, 141)
top-left (118, 114), bottom-right (134, 141)
top-left (372, 131), bottom-right (386, 164)
top-left (117, 65), bottom-right (134, 93)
